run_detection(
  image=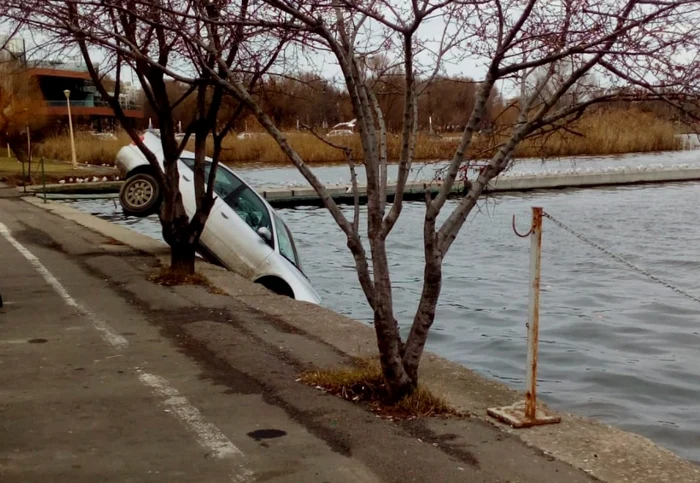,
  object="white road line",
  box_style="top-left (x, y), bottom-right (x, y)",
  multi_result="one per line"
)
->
top-left (0, 222), bottom-right (128, 350)
top-left (137, 370), bottom-right (253, 482)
